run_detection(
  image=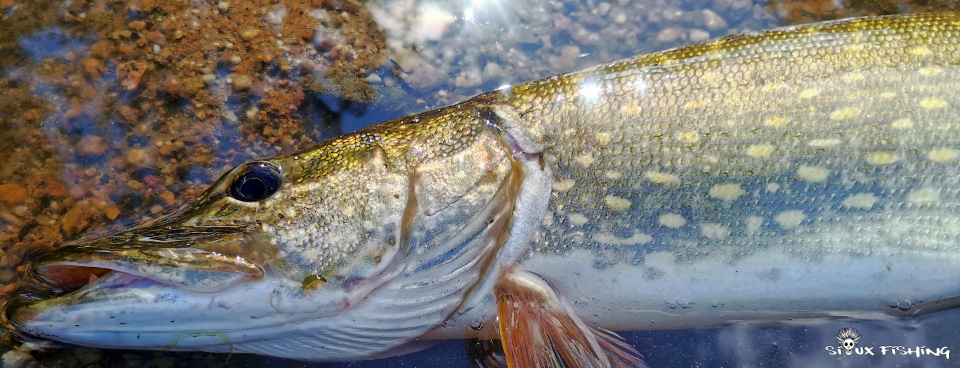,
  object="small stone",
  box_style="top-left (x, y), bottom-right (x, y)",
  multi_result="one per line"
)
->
top-left (614, 13), bottom-right (627, 23)
top-left (77, 136), bottom-right (108, 155)
top-left (0, 184), bottom-right (27, 205)
top-left (62, 206), bottom-right (91, 236)
top-left (129, 20), bottom-right (146, 30)
top-left (104, 204), bottom-right (121, 220)
top-left (597, 2), bottom-right (611, 16)
top-left (454, 67), bottom-right (482, 88)
top-left (126, 149), bottom-right (149, 166)
top-left (689, 29), bottom-right (710, 43)
top-left (656, 28), bottom-right (683, 43)
top-left (217, 1), bottom-right (229, 11)
top-left (702, 10), bottom-right (728, 31)
top-left (365, 74), bottom-right (382, 83)
top-left (1, 349), bottom-right (38, 368)
top-left (240, 28), bottom-right (261, 41)
top-left (202, 74), bottom-right (216, 83)
top-left (160, 190), bottom-right (176, 206)
top-left (116, 105), bottom-right (139, 123)
top-left (549, 45), bottom-right (581, 71)
top-left (231, 74), bottom-right (253, 90)
top-left (482, 62), bottom-right (504, 81)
